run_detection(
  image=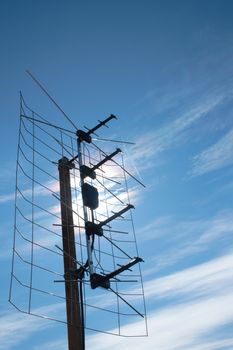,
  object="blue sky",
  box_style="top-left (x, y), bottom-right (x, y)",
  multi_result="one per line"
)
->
top-left (1, 1), bottom-right (233, 349)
